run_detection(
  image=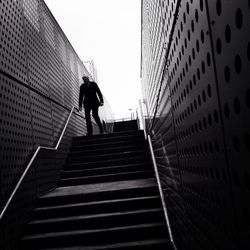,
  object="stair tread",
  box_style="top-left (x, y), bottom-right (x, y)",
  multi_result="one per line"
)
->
top-left (73, 134), bottom-right (143, 143)
top-left (41, 178), bottom-right (157, 199)
top-left (62, 162), bottom-right (151, 174)
top-left (42, 238), bottom-right (170, 250)
top-left (22, 222), bottom-right (166, 240)
top-left (74, 130), bottom-right (143, 139)
top-left (71, 139), bottom-right (145, 150)
top-left (67, 150), bottom-right (148, 160)
top-left (29, 208), bottom-right (162, 225)
top-left (66, 155), bottom-right (150, 167)
top-left (35, 195), bottom-right (160, 211)
top-left (61, 170), bottom-right (153, 181)
top-left (69, 145), bottom-right (146, 154)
